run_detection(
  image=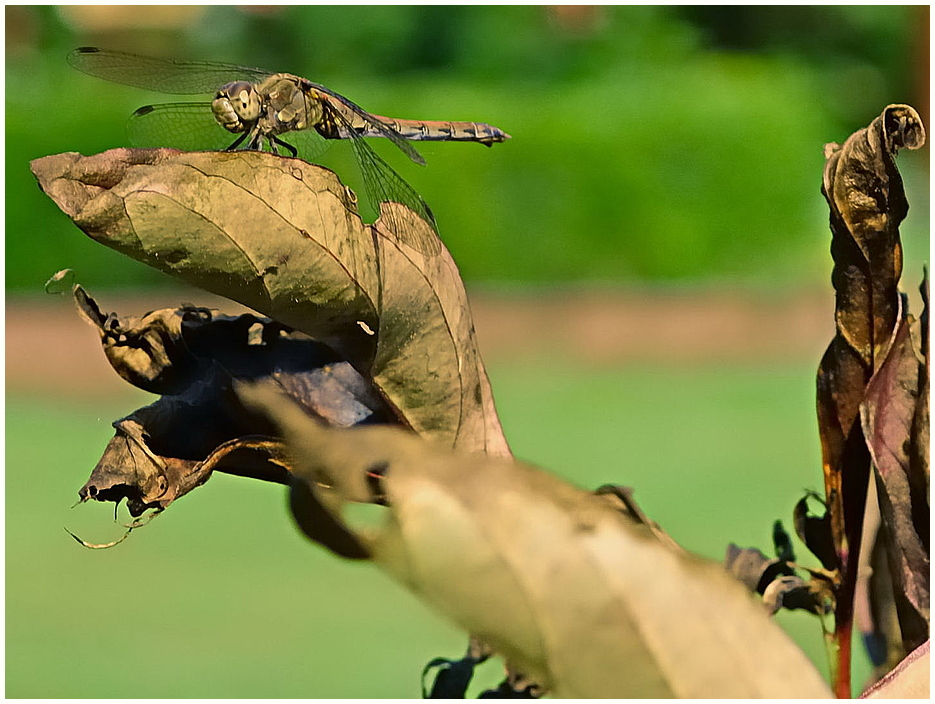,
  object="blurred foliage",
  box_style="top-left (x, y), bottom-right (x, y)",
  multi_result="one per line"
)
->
top-left (6, 5), bottom-right (929, 291)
